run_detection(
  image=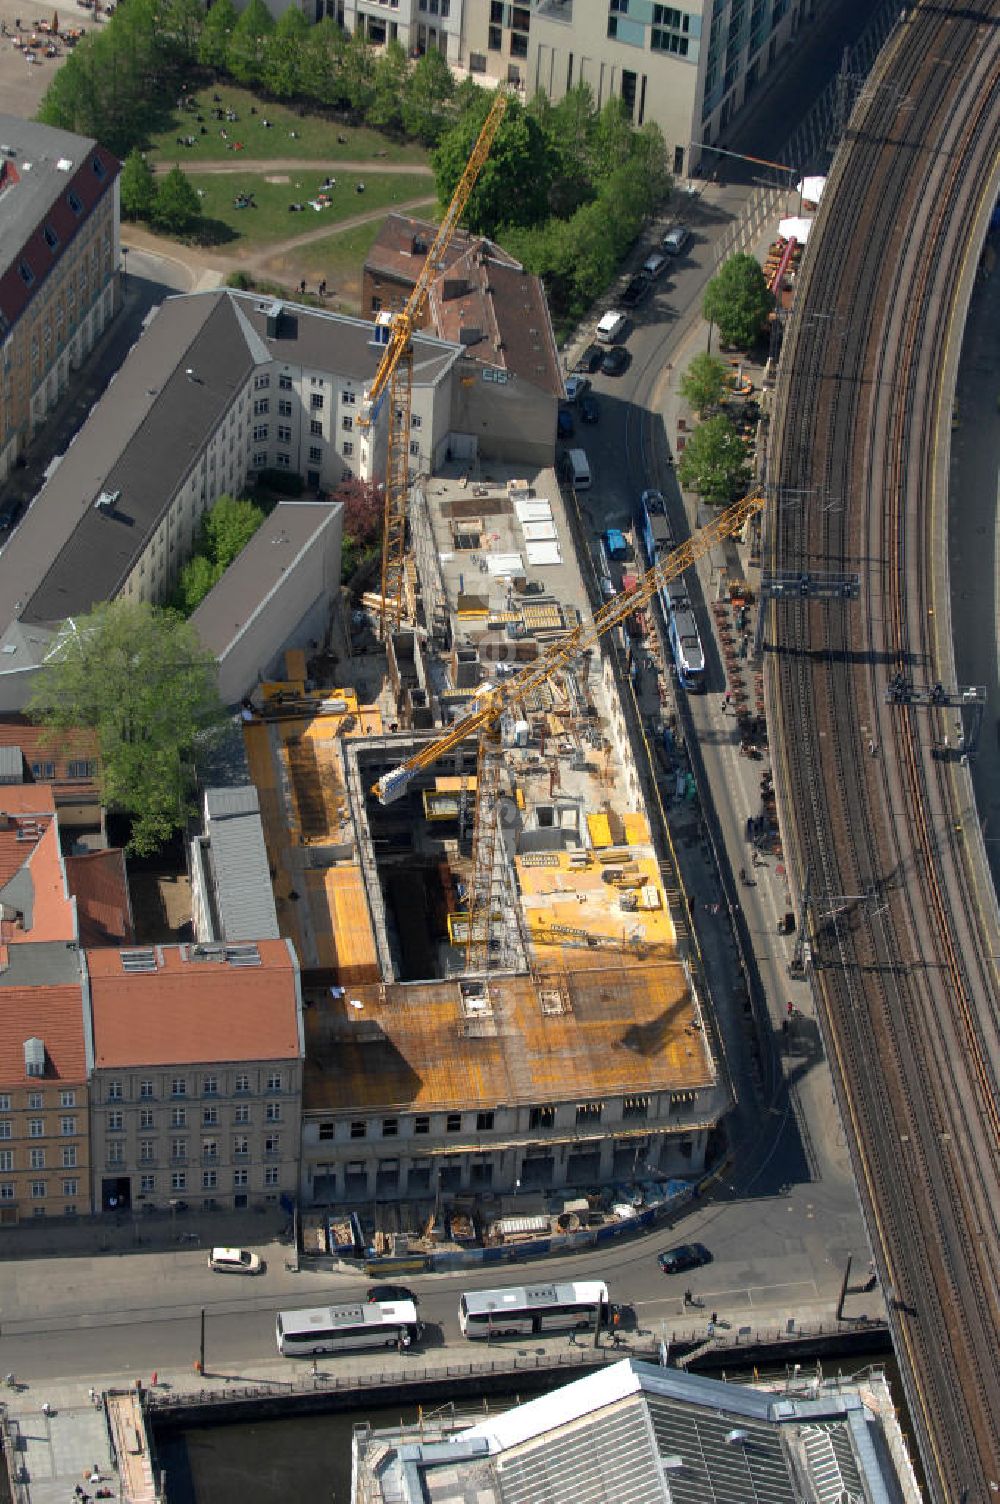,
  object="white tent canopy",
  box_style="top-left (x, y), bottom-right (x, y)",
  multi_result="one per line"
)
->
top-left (778, 216), bottom-right (812, 244)
top-left (796, 175), bottom-right (826, 205)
